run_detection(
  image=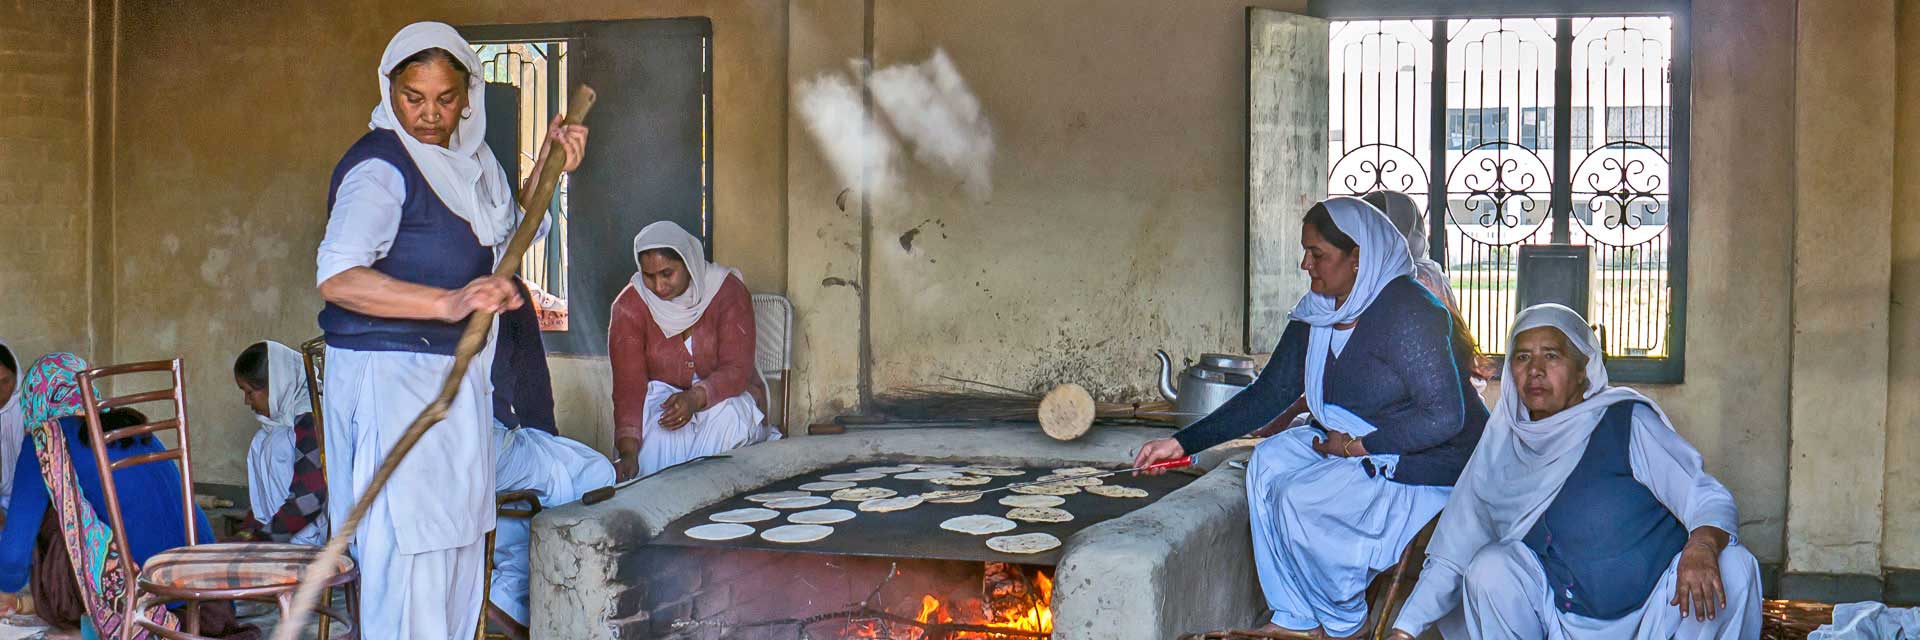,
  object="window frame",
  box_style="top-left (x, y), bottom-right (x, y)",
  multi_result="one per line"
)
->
top-left (1309, 1), bottom-right (1692, 384)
